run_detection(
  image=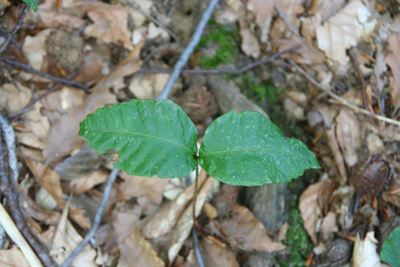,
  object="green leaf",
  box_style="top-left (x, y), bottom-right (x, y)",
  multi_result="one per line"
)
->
top-left (79, 99), bottom-right (198, 178)
top-left (381, 226), bottom-right (400, 267)
top-left (23, 0), bottom-right (38, 12)
top-left (198, 111), bottom-right (319, 186)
